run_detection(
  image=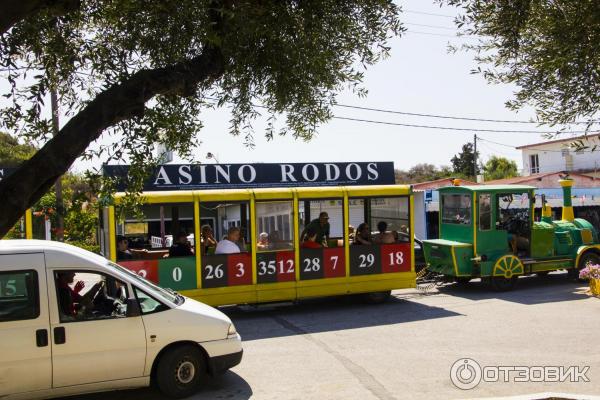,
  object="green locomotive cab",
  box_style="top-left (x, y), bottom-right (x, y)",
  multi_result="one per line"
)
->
top-left (423, 179), bottom-right (600, 291)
